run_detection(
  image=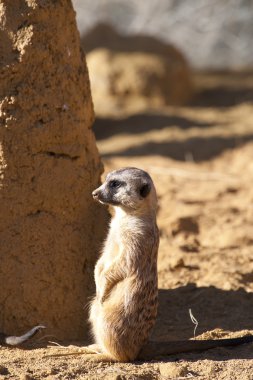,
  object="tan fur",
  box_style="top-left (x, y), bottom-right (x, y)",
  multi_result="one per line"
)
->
top-left (89, 167), bottom-right (159, 362)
